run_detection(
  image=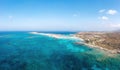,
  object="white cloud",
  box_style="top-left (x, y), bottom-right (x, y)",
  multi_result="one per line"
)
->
top-left (73, 11), bottom-right (80, 17)
top-left (99, 16), bottom-right (109, 20)
top-left (99, 9), bottom-right (105, 13)
top-left (9, 16), bottom-right (13, 19)
top-left (107, 10), bottom-right (118, 15)
top-left (73, 14), bottom-right (77, 17)
top-left (8, 16), bottom-right (13, 23)
top-left (99, 9), bottom-right (118, 15)
top-left (110, 24), bottom-right (120, 28)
